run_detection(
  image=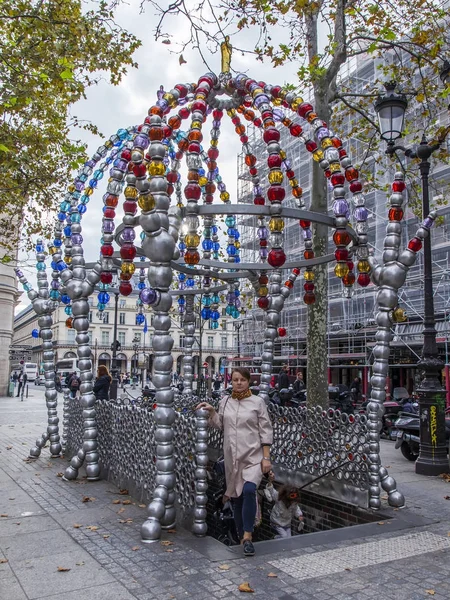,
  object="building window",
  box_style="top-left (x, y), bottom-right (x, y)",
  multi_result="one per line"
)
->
top-left (67, 329), bottom-right (76, 344)
top-left (88, 331), bottom-right (92, 344)
top-left (179, 335), bottom-right (185, 348)
top-left (119, 299), bottom-right (126, 308)
top-left (119, 312), bottom-right (126, 325)
top-left (103, 312), bottom-right (109, 324)
top-left (133, 332), bottom-right (142, 344)
top-left (207, 336), bottom-right (214, 349)
top-left (221, 320), bottom-right (227, 330)
top-left (118, 332), bottom-right (126, 346)
top-left (89, 311), bottom-right (93, 323)
top-left (101, 331), bottom-right (110, 345)
top-left (221, 336), bottom-right (227, 350)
